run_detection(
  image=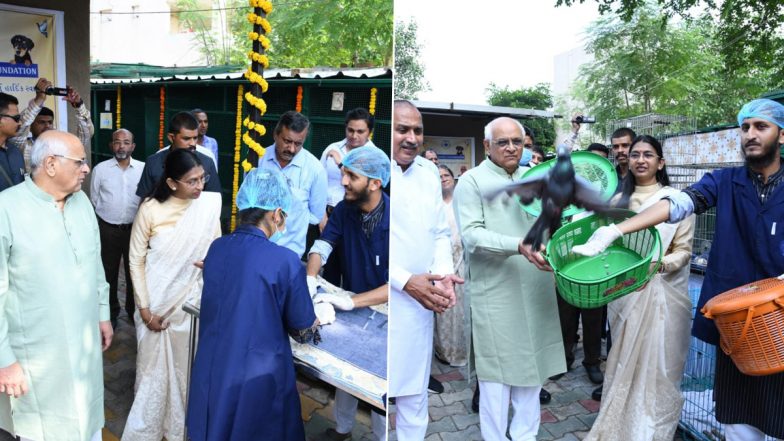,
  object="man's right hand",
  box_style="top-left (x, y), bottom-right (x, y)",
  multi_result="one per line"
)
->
top-left (403, 273), bottom-right (452, 313)
top-left (0, 362), bottom-right (28, 398)
top-left (34, 77), bottom-right (52, 104)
